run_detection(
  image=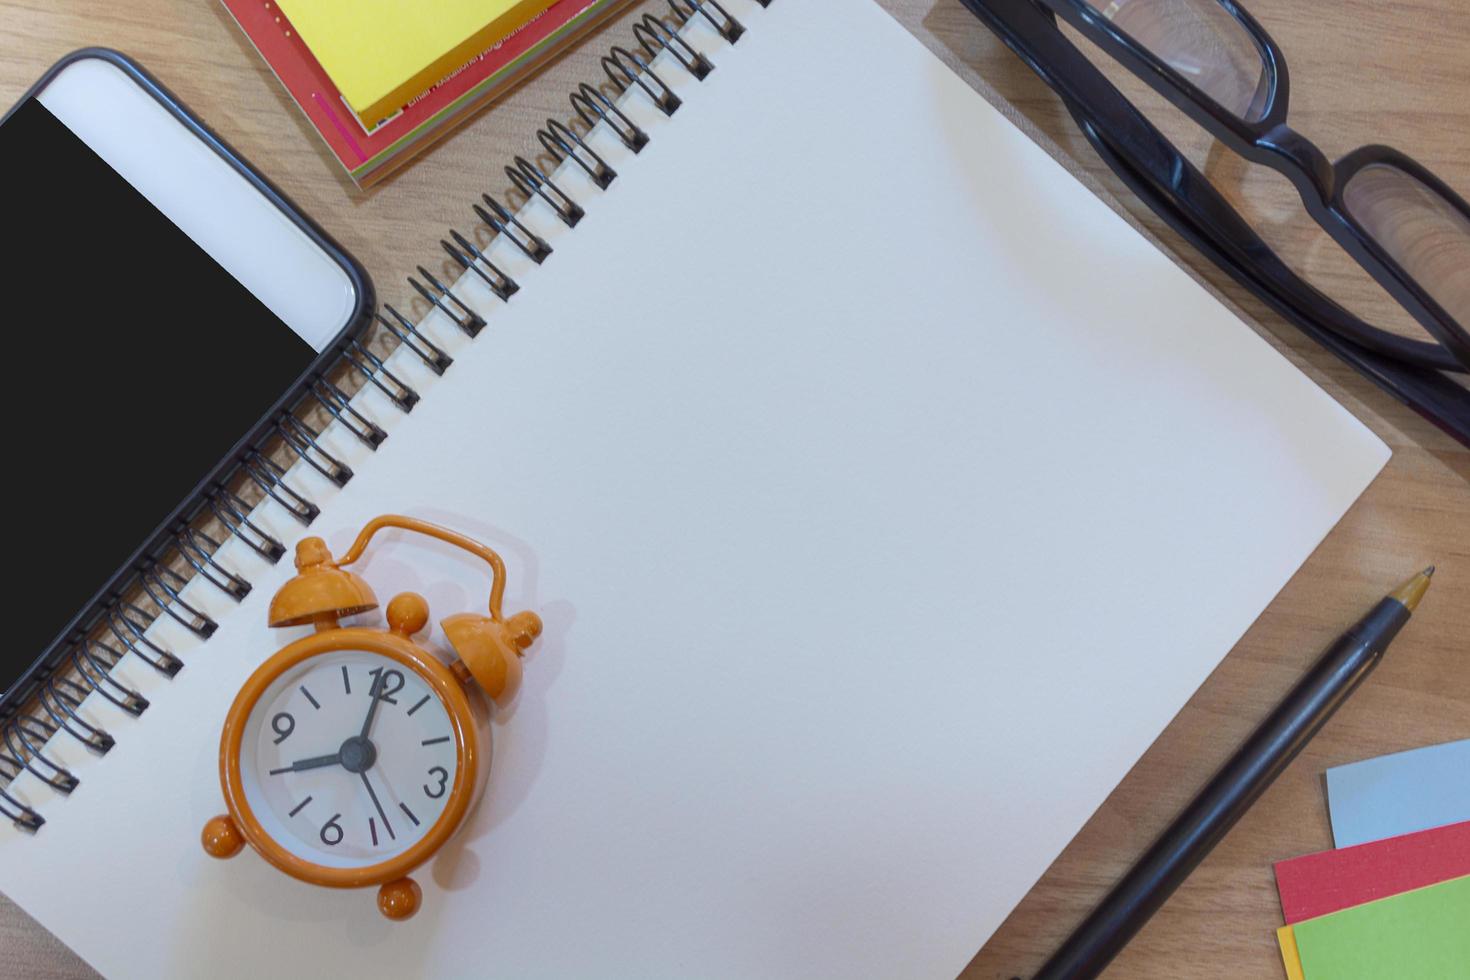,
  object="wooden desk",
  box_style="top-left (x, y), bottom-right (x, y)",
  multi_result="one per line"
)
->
top-left (1, 1), bottom-right (1465, 976)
